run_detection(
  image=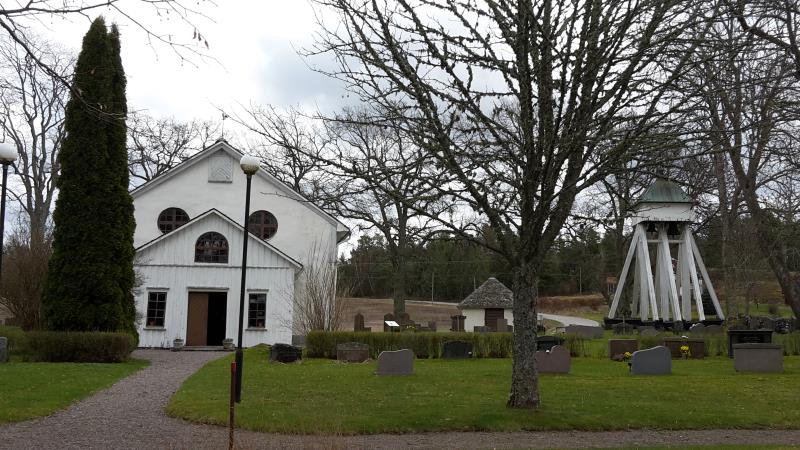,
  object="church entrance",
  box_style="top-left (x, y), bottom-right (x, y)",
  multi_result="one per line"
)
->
top-left (186, 291), bottom-right (227, 346)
